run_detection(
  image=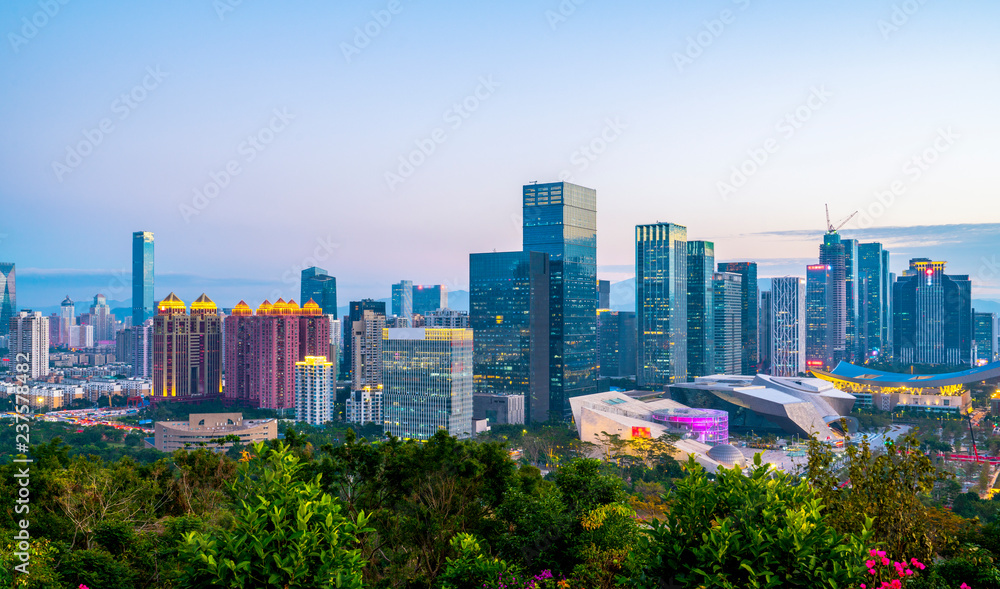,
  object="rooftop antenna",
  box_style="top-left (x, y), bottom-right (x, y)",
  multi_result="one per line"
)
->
top-left (825, 204), bottom-right (859, 234)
